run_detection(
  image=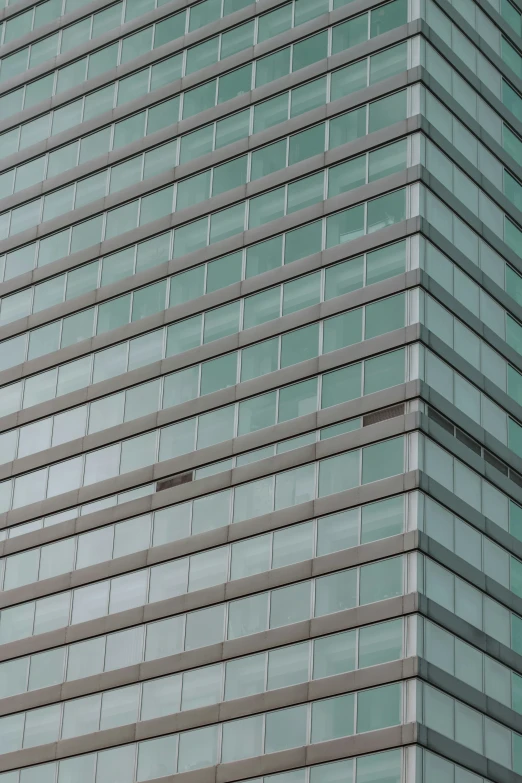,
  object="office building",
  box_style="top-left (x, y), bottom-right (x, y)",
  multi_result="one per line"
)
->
top-left (0, 0), bottom-right (521, 778)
